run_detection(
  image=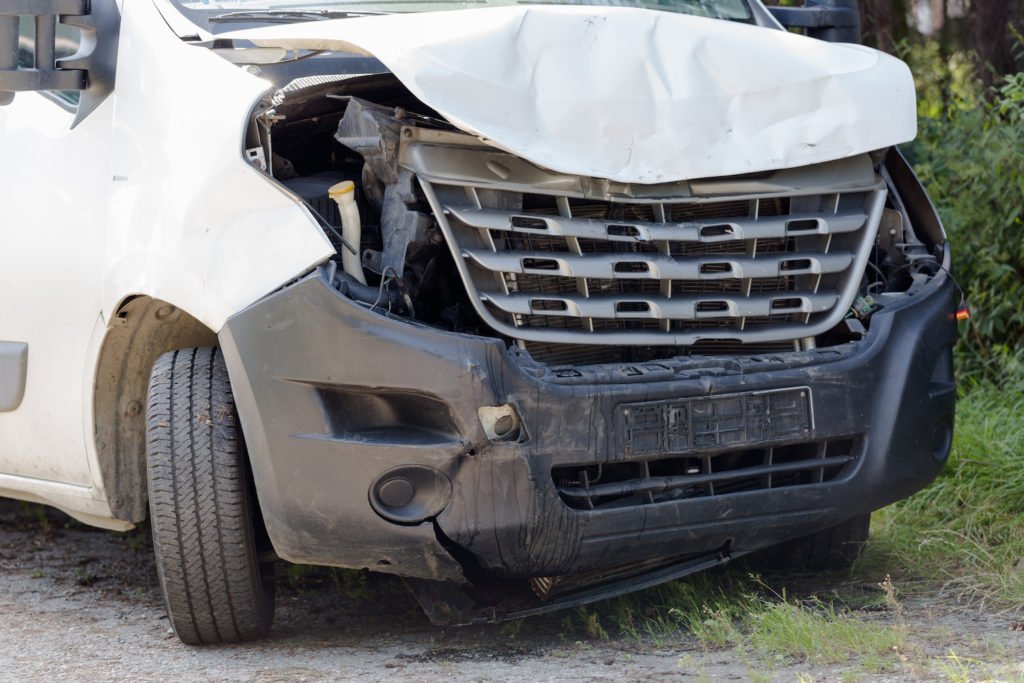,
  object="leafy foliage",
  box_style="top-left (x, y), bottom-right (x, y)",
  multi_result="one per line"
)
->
top-left (900, 43), bottom-right (1024, 385)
